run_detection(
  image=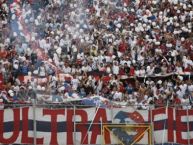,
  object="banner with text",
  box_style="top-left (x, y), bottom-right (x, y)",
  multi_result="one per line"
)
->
top-left (0, 107), bottom-right (193, 144)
